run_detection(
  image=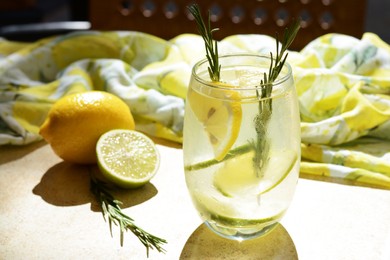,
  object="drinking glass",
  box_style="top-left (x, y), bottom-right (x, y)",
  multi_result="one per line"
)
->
top-left (183, 54), bottom-right (301, 240)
